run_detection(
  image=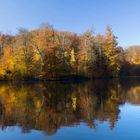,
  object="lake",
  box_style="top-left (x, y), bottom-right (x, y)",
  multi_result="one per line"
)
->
top-left (0, 79), bottom-right (140, 140)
